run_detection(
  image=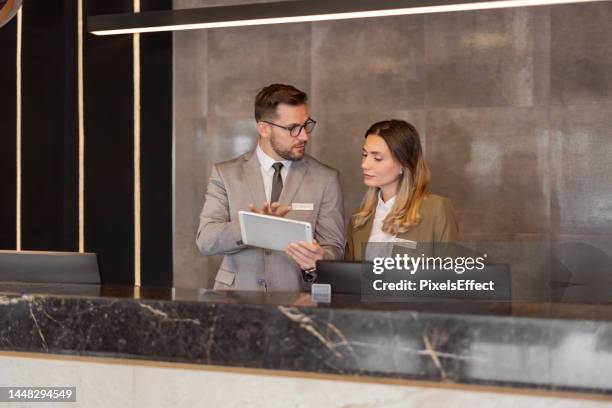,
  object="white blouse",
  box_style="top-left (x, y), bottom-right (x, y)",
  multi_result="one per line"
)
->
top-left (364, 193), bottom-right (397, 260)
top-left (368, 193), bottom-right (396, 243)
